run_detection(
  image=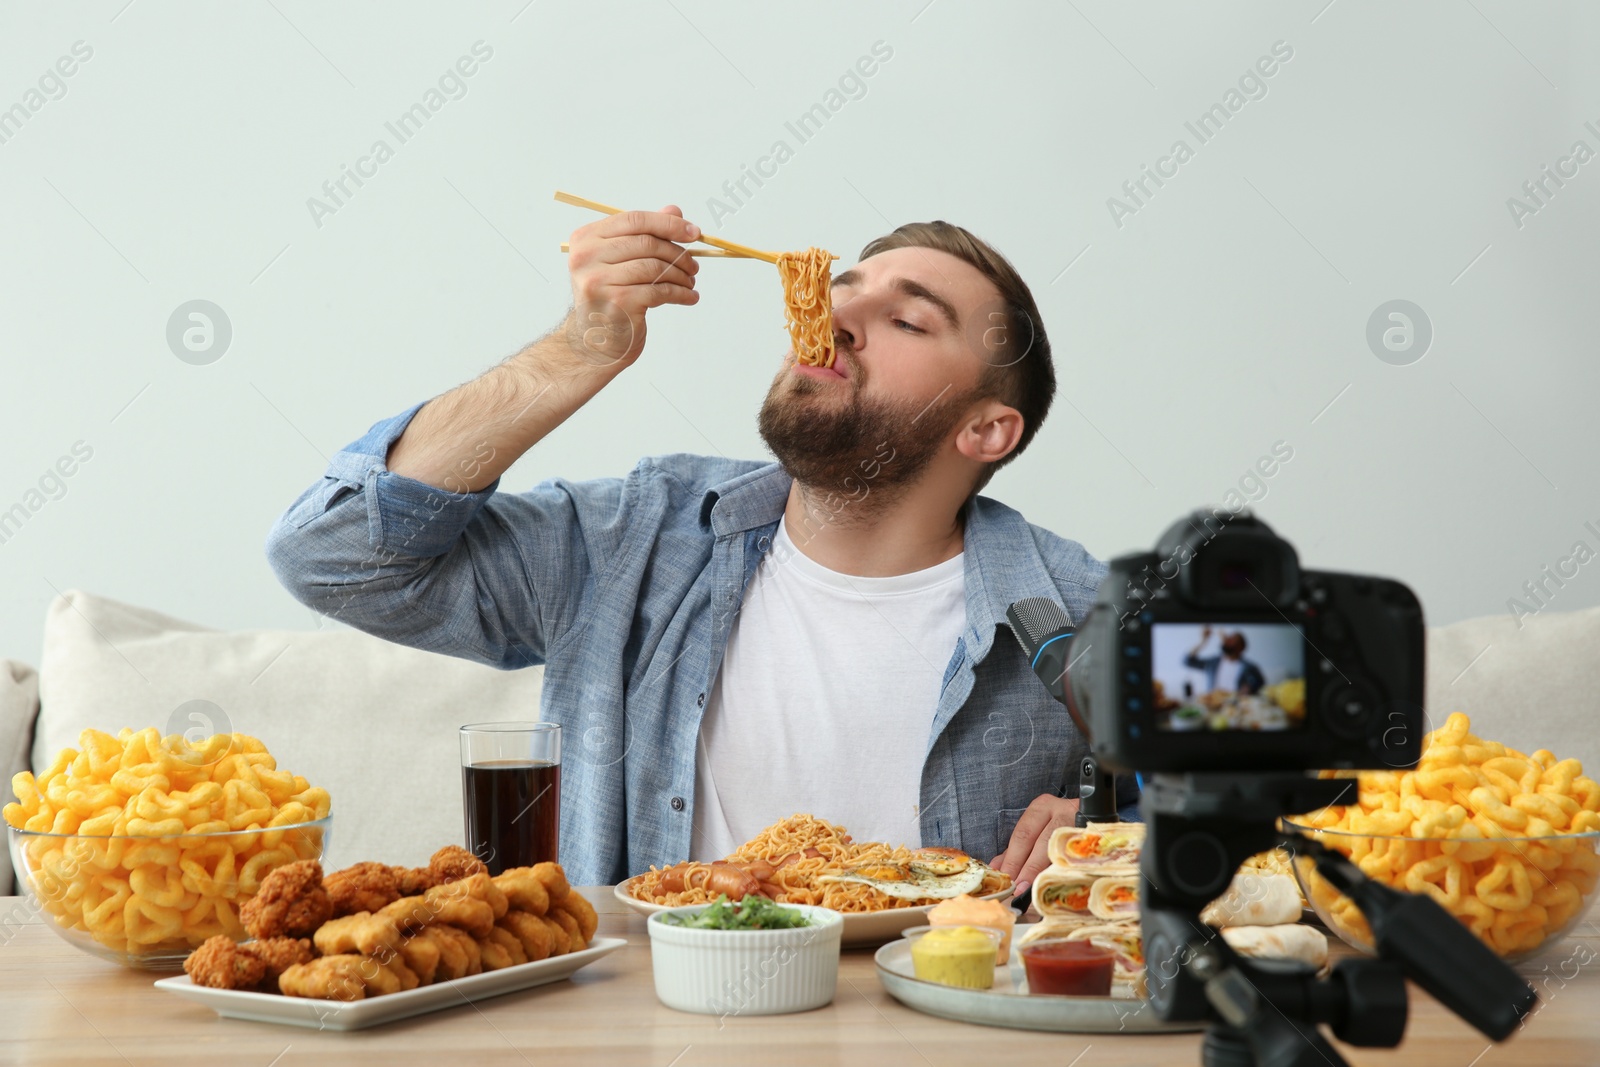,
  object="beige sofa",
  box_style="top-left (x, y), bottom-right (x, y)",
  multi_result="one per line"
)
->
top-left (3, 590), bottom-right (1596, 895)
